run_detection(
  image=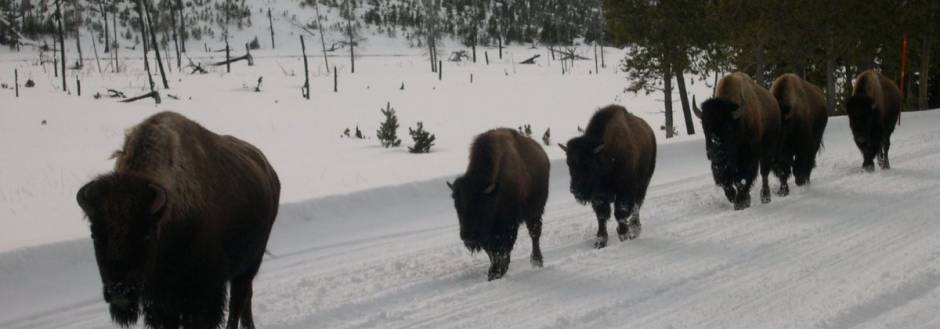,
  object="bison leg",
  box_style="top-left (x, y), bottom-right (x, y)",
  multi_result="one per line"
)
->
top-left (879, 137), bottom-right (891, 170)
top-left (722, 185), bottom-right (736, 204)
top-left (793, 152), bottom-right (816, 186)
top-left (525, 218), bottom-right (544, 268)
top-left (179, 283), bottom-right (226, 329)
top-left (226, 267), bottom-right (258, 329)
top-left (760, 158), bottom-right (773, 204)
top-left (486, 250), bottom-right (511, 281)
top-left (143, 303), bottom-right (180, 329)
top-left (733, 166), bottom-right (756, 210)
top-left (592, 201), bottom-right (611, 248)
top-left (774, 156), bottom-right (792, 196)
top-left (614, 198), bottom-right (638, 241)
